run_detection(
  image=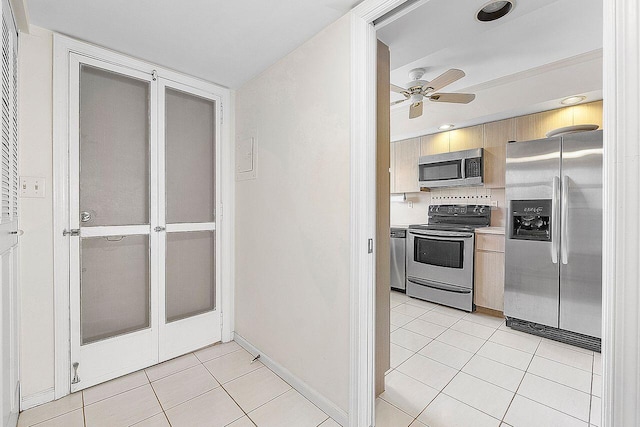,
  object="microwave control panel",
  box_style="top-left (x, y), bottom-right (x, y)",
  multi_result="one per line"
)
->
top-left (465, 157), bottom-right (482, 178)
